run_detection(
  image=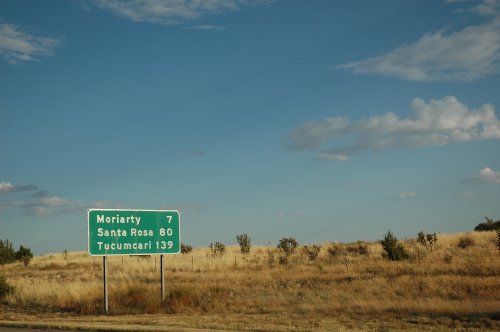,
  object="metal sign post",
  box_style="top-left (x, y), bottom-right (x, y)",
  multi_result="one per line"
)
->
top-left (160, 254), bottom-right (165, 302)
top-left (103, 256), bottom-right (108, 315)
